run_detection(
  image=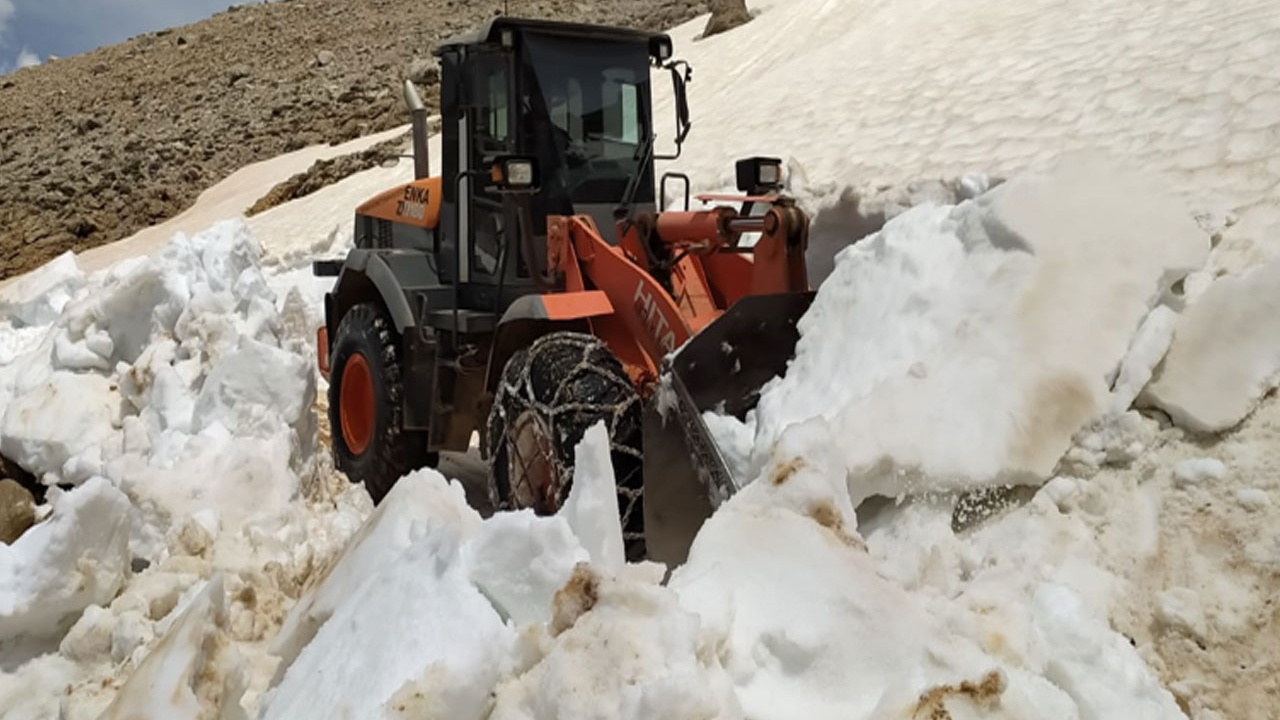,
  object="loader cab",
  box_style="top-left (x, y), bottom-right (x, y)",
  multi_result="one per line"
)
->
top-left (433, 18), bottom-right (680, 299)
